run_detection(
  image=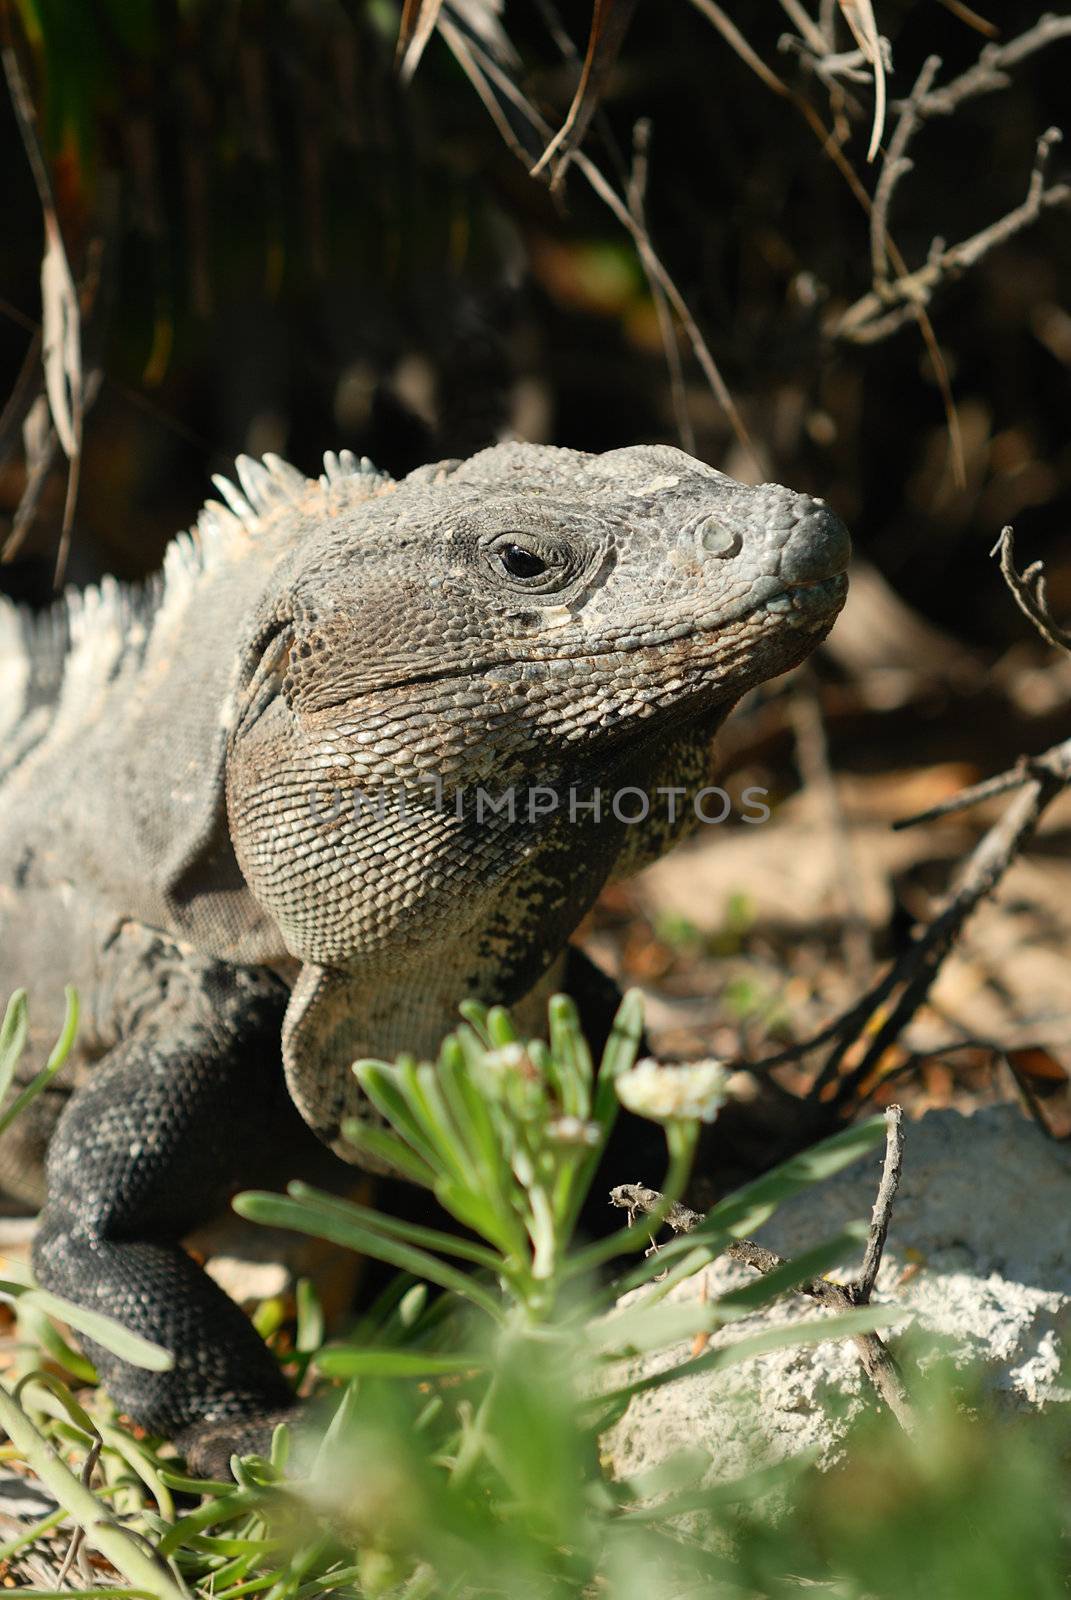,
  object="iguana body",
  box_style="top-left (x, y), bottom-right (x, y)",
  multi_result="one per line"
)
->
top-left (0, 442), bottom-right (849, 1463)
